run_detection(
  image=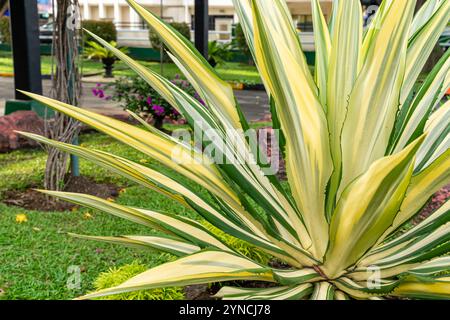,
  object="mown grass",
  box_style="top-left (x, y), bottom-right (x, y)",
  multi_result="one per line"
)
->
top-left (0, 51), bottom-right (262, 83)
top-left (0, 122), bottom-right (271, 300)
